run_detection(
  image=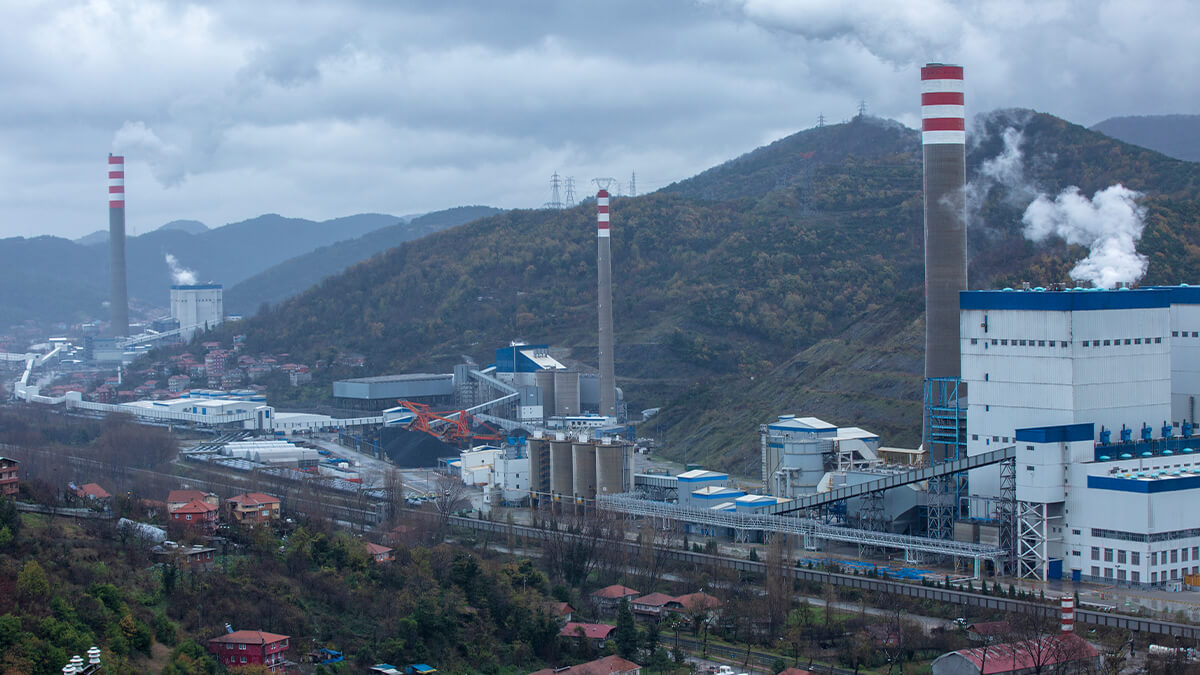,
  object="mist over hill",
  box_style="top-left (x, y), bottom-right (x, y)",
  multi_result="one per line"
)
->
top-left (219, 111), bottom-right (1200, 473)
